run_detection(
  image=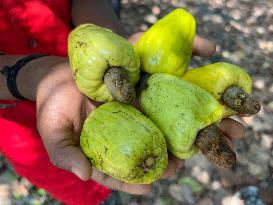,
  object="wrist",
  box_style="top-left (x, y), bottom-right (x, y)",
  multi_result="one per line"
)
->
top-left (0, 55), bottom-right (25, 100)
top-left (0, 55), bottom-right (67, 101)
top-left (17, 56), bottom-right (67, 100)
top-left (0, 72), bottom-right (12, 99)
